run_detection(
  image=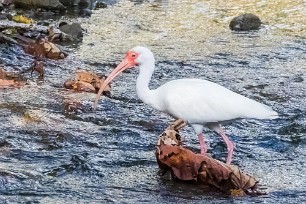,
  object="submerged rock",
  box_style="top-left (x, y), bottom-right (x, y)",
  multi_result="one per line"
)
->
top-left (229, 13), bottom-right (262, 31)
